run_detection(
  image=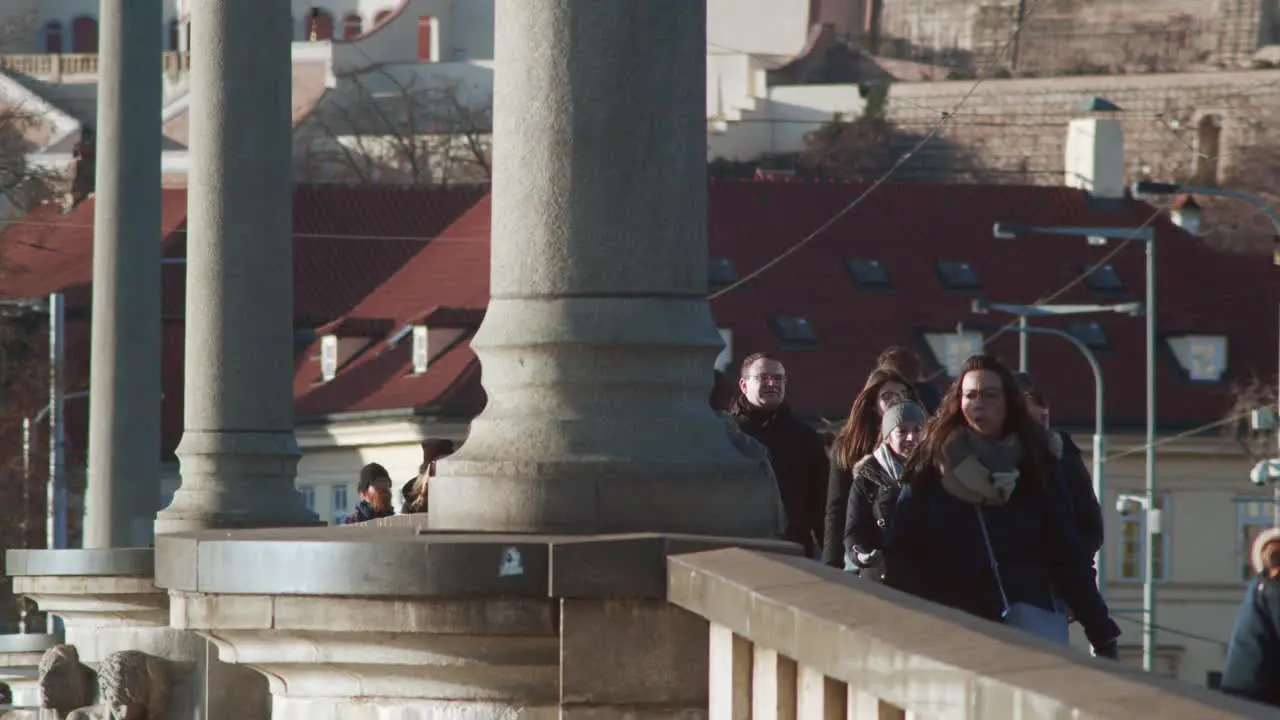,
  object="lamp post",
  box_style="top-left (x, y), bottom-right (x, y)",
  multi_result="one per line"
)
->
top-left (1133, 181), bottom-right (1280, 529)
top-left (993, 221), bottom-right (1159, 672)
top-left (1, 294), bottom-right (66, 552)
top-left (971, 299), bottom-right (1144, 594)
